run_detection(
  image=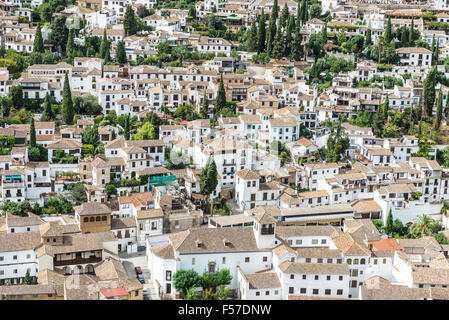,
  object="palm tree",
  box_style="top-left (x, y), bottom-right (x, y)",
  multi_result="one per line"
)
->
top-left (409, 214), bottom-right (440, 238)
